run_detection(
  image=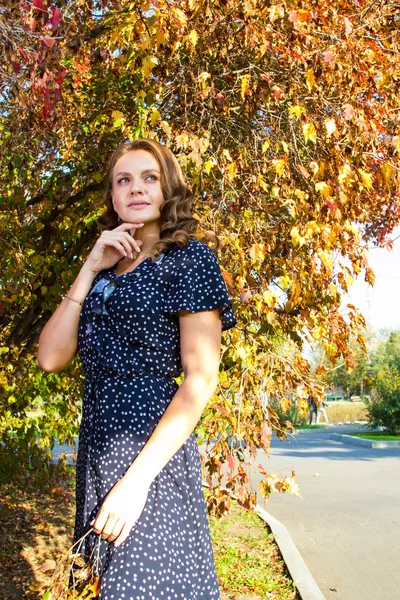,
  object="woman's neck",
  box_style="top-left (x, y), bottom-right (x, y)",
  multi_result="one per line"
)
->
top-left (130, 220), bottom-right (161, 255)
